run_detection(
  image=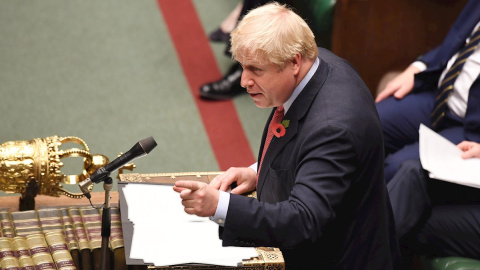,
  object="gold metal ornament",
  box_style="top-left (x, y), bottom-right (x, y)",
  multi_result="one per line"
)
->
top-left (0, 136), bottom-right (135, 198)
